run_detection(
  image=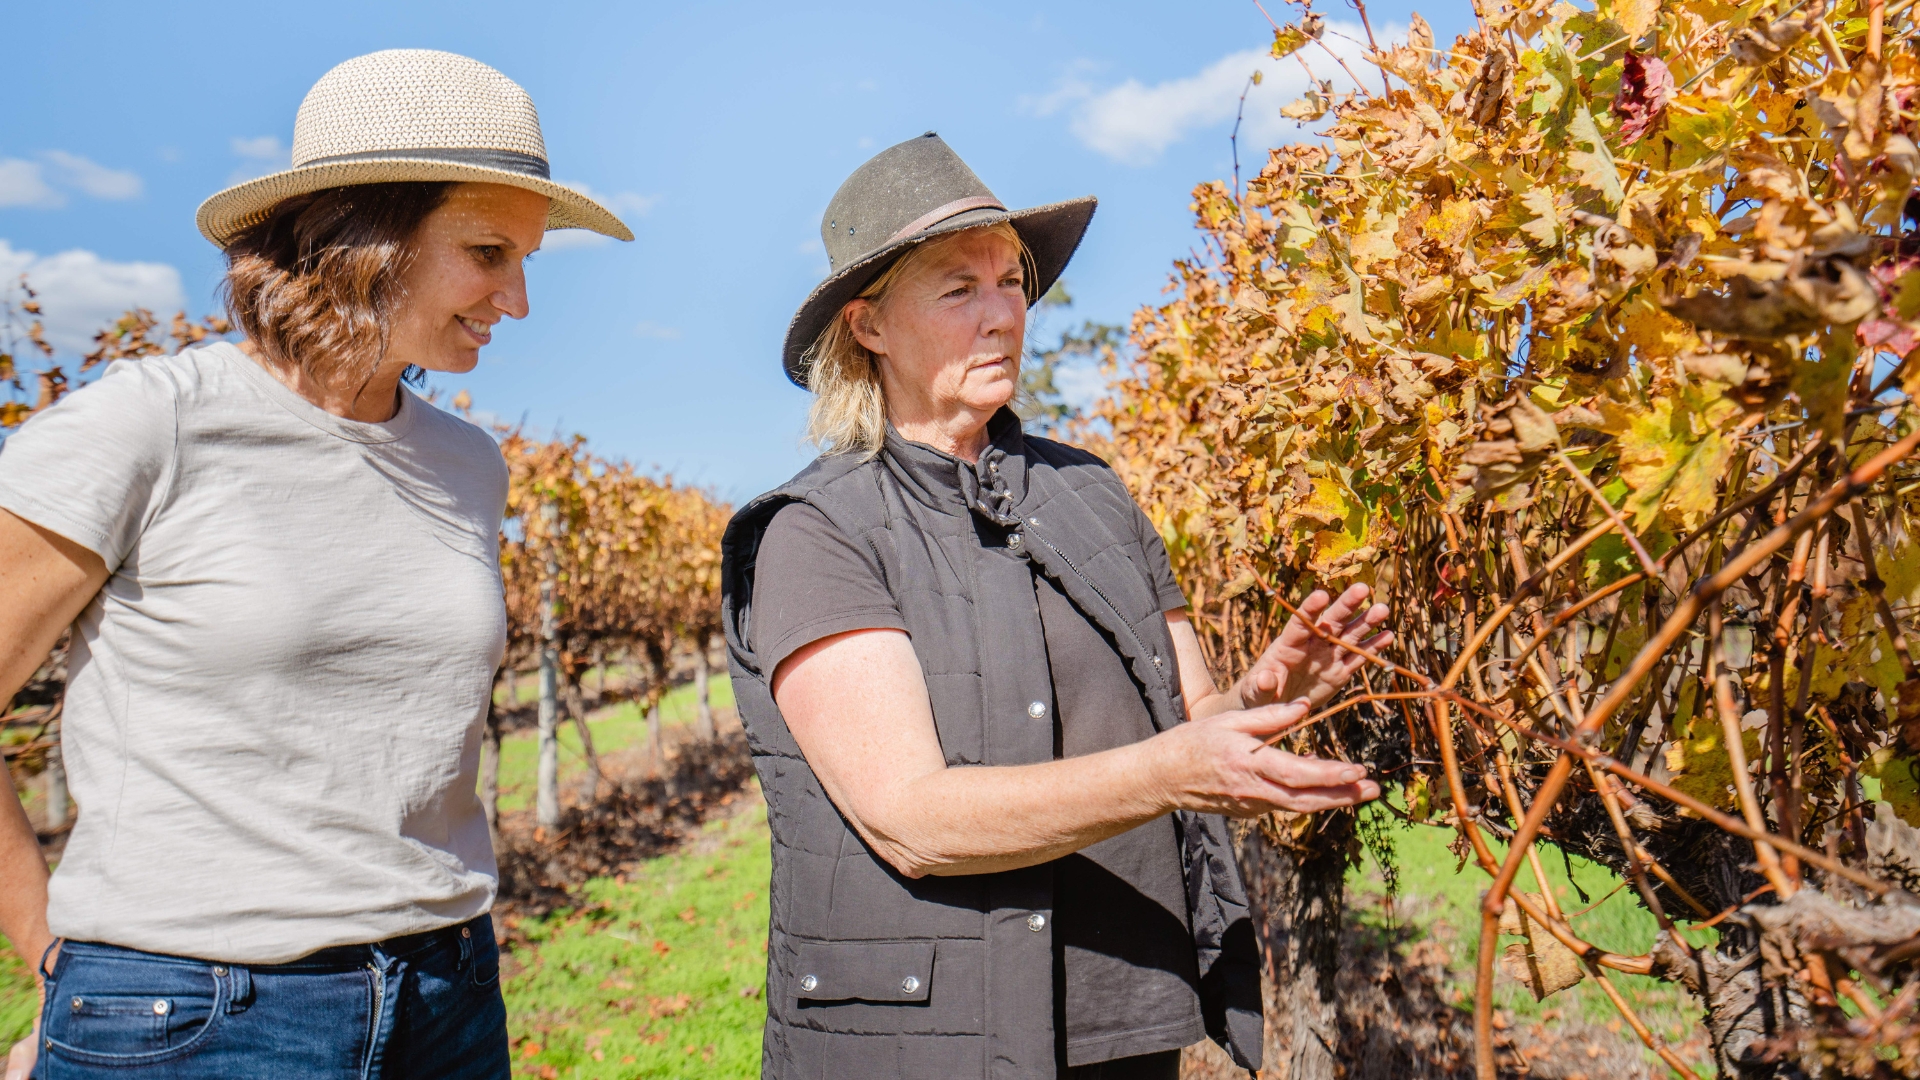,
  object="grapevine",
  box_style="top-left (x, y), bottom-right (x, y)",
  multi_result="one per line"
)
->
top-left (1093, 0), bottom-right (1920, 1074)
